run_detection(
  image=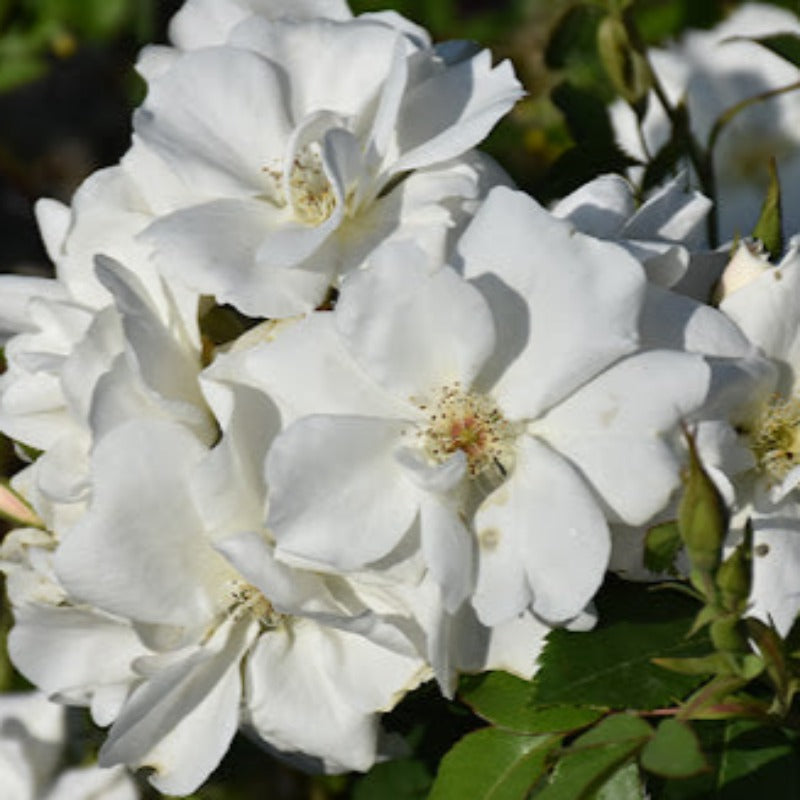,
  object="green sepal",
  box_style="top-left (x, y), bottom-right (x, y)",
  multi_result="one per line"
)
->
top-left (751, 156), bottom-right (783, 260)
top-left (596, 14), bottom-right (651, 105)
top-left (715, 521), bottom-right (753, 614)
top-left (709, 616), bottom-right (750, 655)
top-left (678, 432), bottom-right (728, 579)
top-left (643, 521), bottom-right (682, 576)
top-left (746, 617), bottom-right (797, 714)
top-left (687, 603), bottom-right (721, 638)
